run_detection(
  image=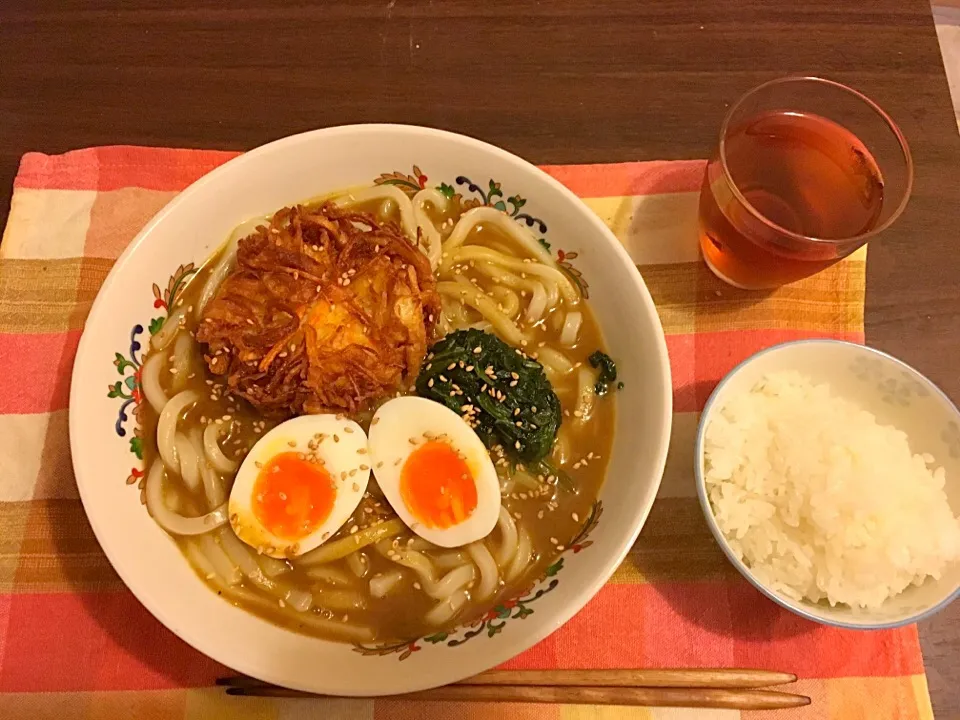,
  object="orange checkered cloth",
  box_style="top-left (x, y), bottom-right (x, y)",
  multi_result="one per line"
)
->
top-left (0, 147), bottom-right (933, 719)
